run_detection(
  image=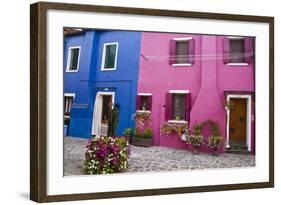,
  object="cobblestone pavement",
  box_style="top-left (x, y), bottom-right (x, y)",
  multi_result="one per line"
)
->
top-left (64, 137), bottom-right (255, 176)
